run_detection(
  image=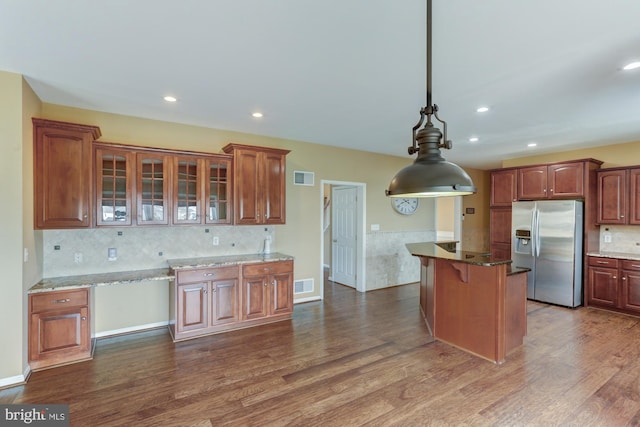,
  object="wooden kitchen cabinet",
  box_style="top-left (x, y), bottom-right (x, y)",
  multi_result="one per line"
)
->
top-left (490, 207), bottom-right (512, 260)
top-left (223, 143), bottom-right (290, 225)
top-left (33, 118), bottom-right (101, 229)
top-left (171, 265), bottom-right (240, 340)
top-left (597, 169), bottom-right (627, 224)
top-left (29, 288), bottom-right (93, 371)
top-left (95, 144), bottom-right (135, 226)
top-left (172, 155), bottom-right (203, 225)
top-left (204, 156), bottom-right (232, 224)
top-left (518, 162), bottom-right (584, 200)
top-left (490, 169), bottom-right (518, 207)
top-left (242, 260), bottom-right (294, 321)
top-left (137, 152), bottom-right (171, 225)
top-left (587, 256), bottom-right (640, 316)
top-left (597, 167), bottom-right (640, 225)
